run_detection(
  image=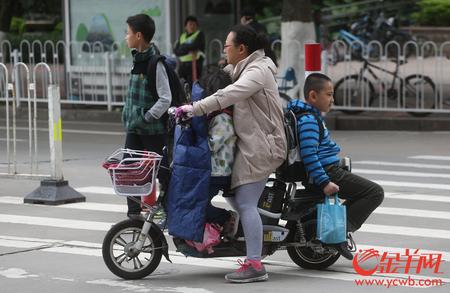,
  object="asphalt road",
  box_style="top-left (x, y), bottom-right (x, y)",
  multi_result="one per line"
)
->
top-left (0, 119), bottom-right (449, 292)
